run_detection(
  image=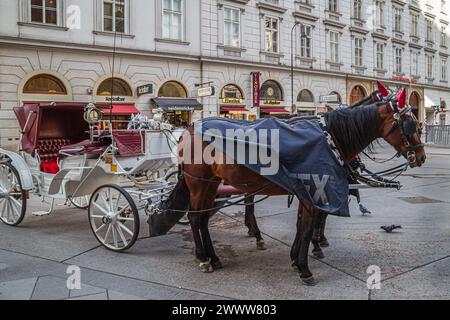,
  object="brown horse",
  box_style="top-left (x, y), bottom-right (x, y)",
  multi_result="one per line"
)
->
top-left (173, 89), bottom-right (425, 284)
top-left (243, 87), bottom-right (389, 255)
